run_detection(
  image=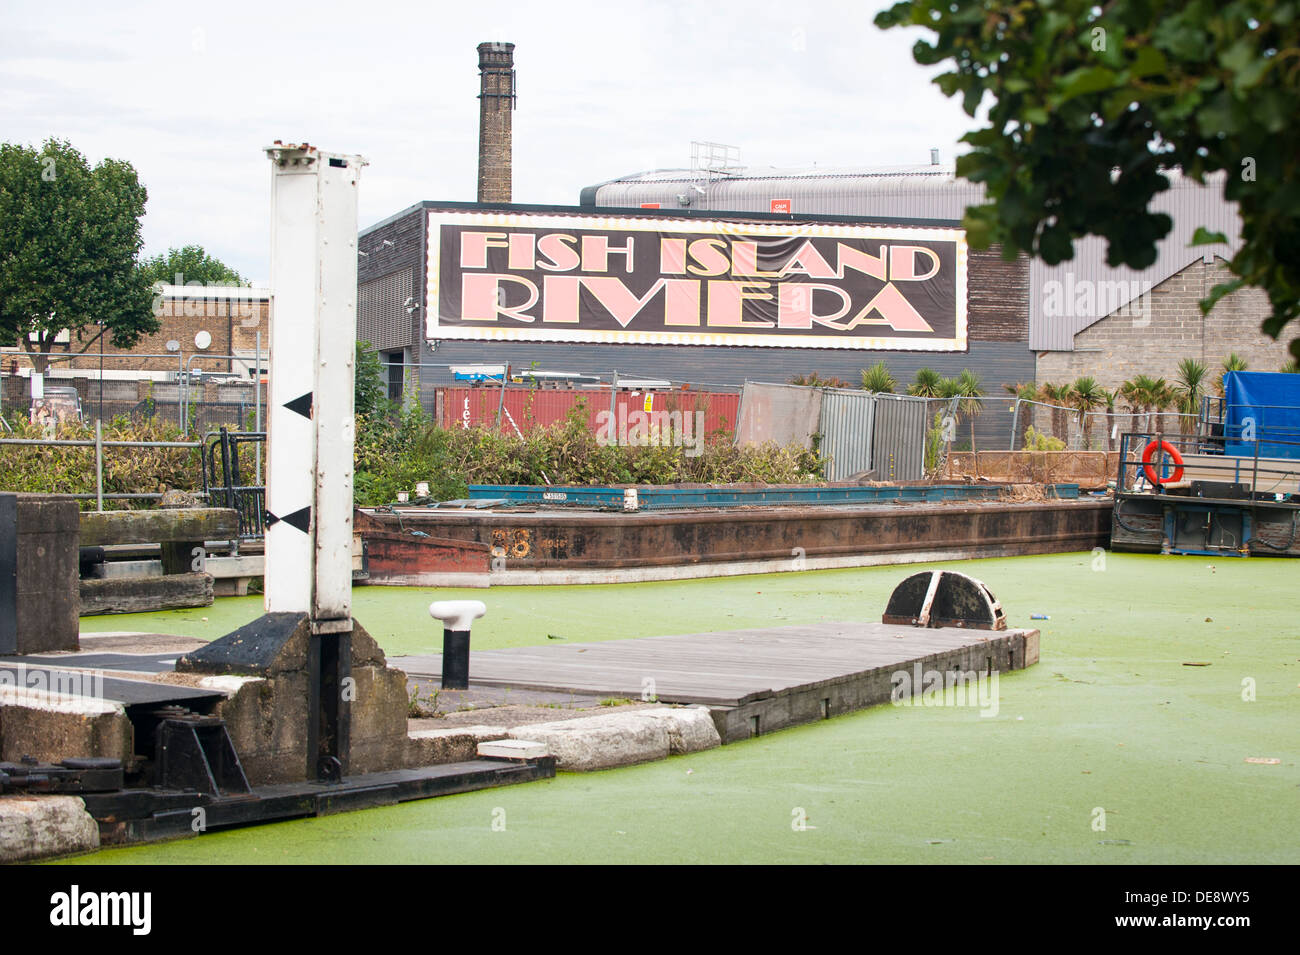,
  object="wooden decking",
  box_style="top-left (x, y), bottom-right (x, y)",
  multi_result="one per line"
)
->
top-left (395, 622), bottom-right (1039, 743)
